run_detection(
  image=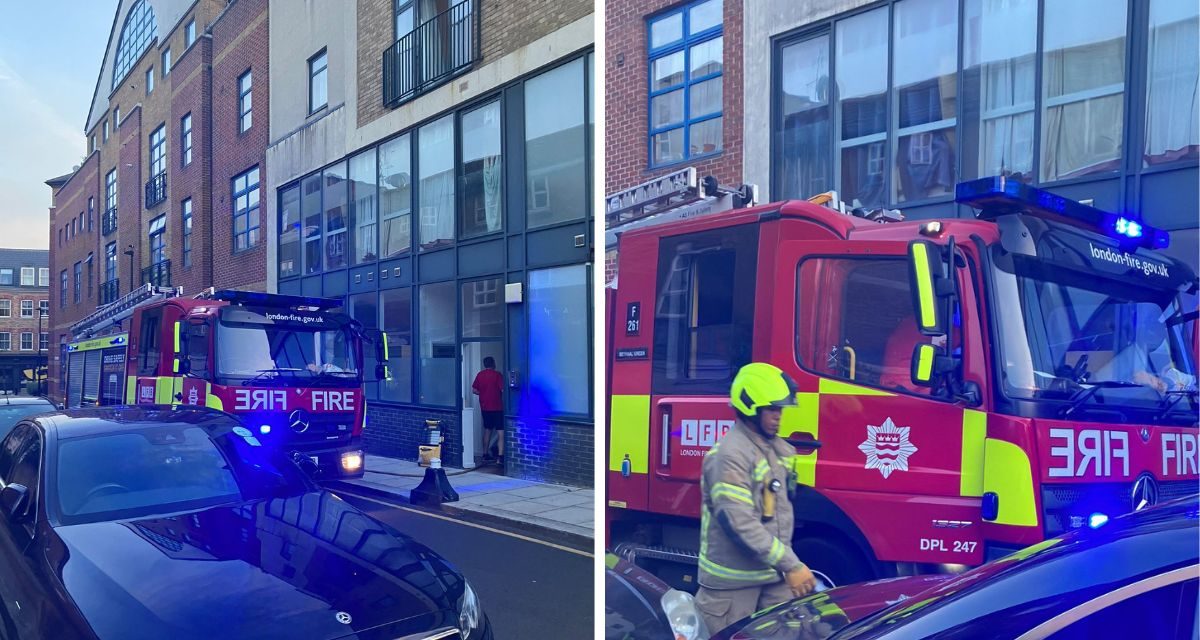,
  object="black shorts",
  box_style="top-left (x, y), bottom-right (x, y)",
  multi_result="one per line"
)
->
top-left (482, 411), bottom-right (504, 430)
